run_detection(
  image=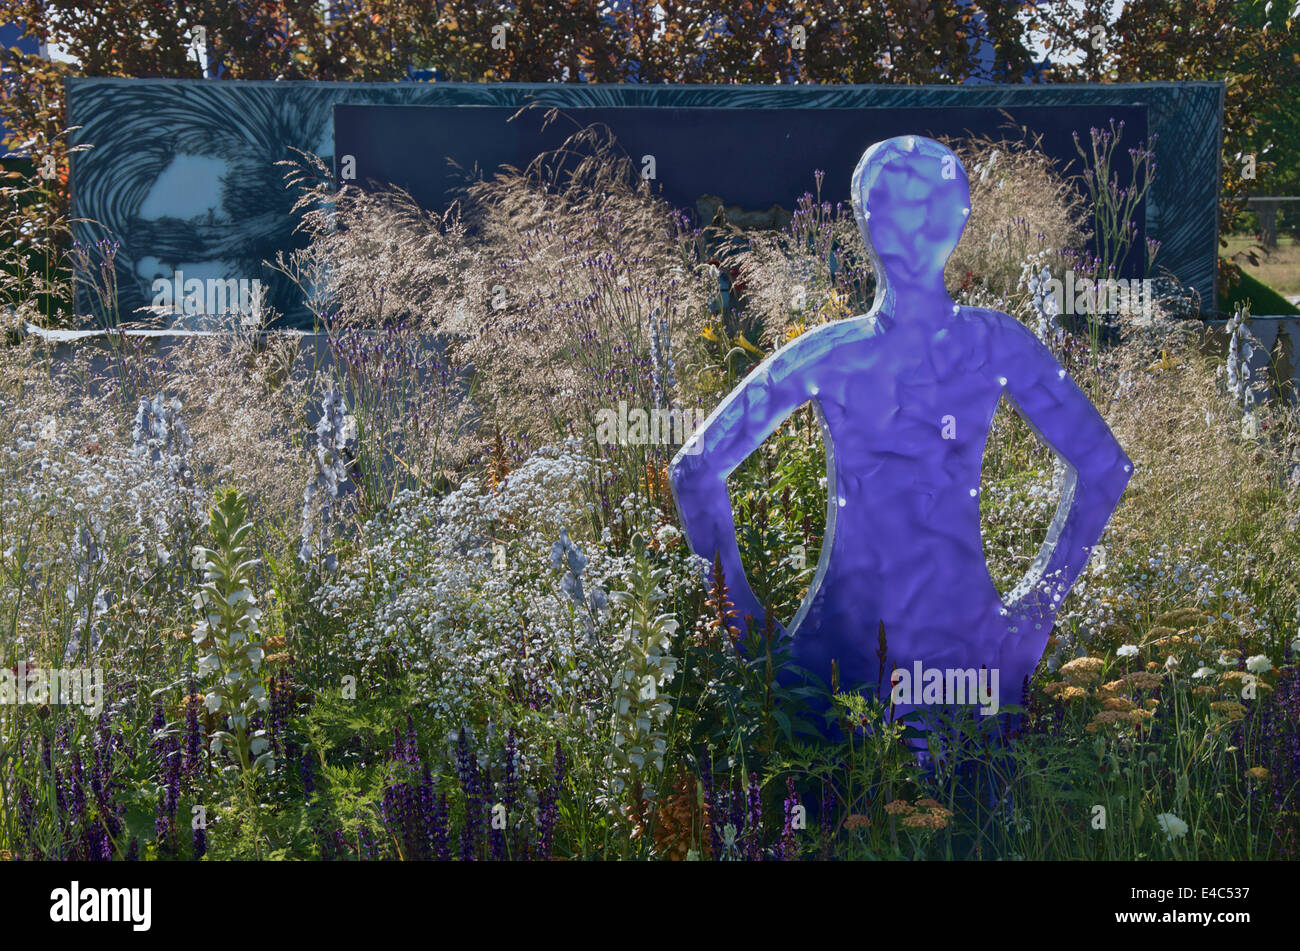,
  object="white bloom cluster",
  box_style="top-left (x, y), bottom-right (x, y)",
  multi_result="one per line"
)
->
top-left (316, 442), bottom-right (632, 727)
top-left (0, 388), bottom-right (208, 661)
top-left (978, 463), bottom-right (1063, 597)
top-left (1056, 533), bottom-right (1268, 666)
